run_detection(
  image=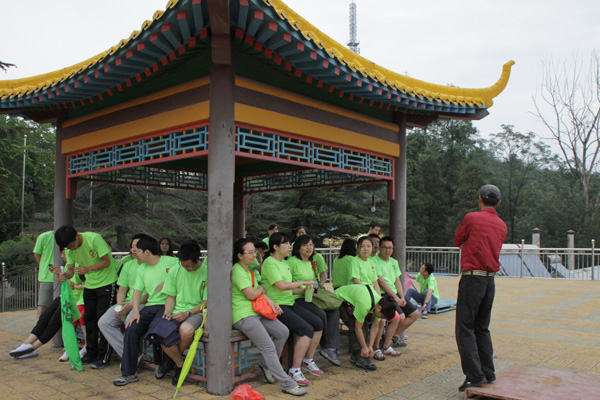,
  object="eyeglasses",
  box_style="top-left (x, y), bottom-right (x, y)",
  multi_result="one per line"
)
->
top-left (380, 246), bottom-right (394, 250)
top-left (243, 250), bottom-right (257, 255)
top-left (301, 243), bottom-right (314, 247)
